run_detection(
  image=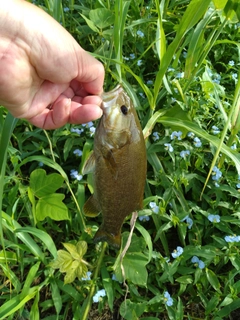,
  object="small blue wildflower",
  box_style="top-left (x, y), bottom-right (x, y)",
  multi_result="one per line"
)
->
top-left (168, 67), bottom-right (175, 72)
top-left (70, 169), bottom-right (82, 181)
top-left (170, 131), bottom-right (182, 140)
top-left (136, 30), bottom-right (144, 38)
top-left (139, 92), bottom-right (145, 99)
top-left (191, 256), bottom-right (205, 269)
top-left (232, 73), bottom-right (238, 80)
top-left (171, 246), bottom-right (183, 258)
top-left (187, 132), bottom-right (195, 139)
top-left (63, 7), bottom-right (70, 12)
top-left (89, 126), bottom-right (96, 136)
top-left (152, 132), bottom-right (160, 141)
top-left (182, 51), bottom-right (187, 58)
top-left (212, 125), bottom-right (220, 135)
top-left (180, 150), bottom-right (190, 158)
top-left (139, 215), bottom-right (150, 222)
top-left (164, 291), bottom-right (173, 306)
top-left (129, 53), bottom-right (135, 59)
top-left (225, 235), bottom-right (240, 243)
top-left (193, 137), bottom-right (202, 147)
top-left (164, 143), bottom-right (174, 152)
top-left (81, 271), bottom-right (92, 281)
top-left (231, 143), bottom-right (237, 150)
top-left (73, 149), bottom-right (83, 157)
top-left (93, 289), bottom-right (106, 303)
top-left (71, 128), bottom-right (83, 135)
top-left (38, 162), bottom-right (44, 167)
top-left (123, 56), bottom-right (130, 61)
top-left (236, 183), bottom-right (240, 189)
top-left (176, 72), bottom-right (184, 79)
top-left (208, 214), bottom-right (220, 223)
top-left (147, 80), bottom-right (153, 85)
top-left (171, 97), bottom-right (176, 103)
top-left (228, 60), bottom-right (235, 66)
top-left (181, 215), bottom-right (193, 229)
top-left (149, 201), bottom-right (159, 214)
top-left (212, 166), bottom-right (222, 181)
top-left (137, 60), bottom-right (143, 66)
